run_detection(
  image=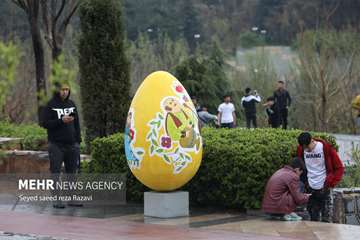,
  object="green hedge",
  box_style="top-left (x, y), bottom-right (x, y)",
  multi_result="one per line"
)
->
top-left (88, 127), bottom-right (337, 209)
top-left (0, 121), bottom-right (47, 150)
top-left (0, 121), bottom-right (88, 152)
top-left (87, 133), bottom-right (146, 201)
